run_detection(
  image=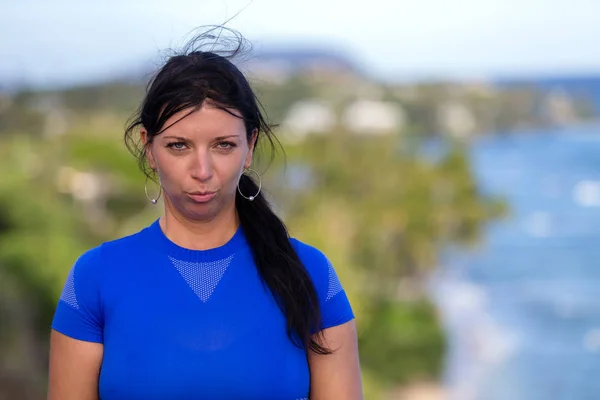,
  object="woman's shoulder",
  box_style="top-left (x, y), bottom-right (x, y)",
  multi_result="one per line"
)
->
top-left (289, 237), bottom-right (352, 322)
top-left (72, 224), bottom-right (151, 271)
top-left (52, 226), bottom-right (151, 342)
top-left (289, 237), bottom-right (337, 284)
top-left (100, 225), bottom-right (150, 254)
top-left (289, 237), bottom-right (329, 266)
